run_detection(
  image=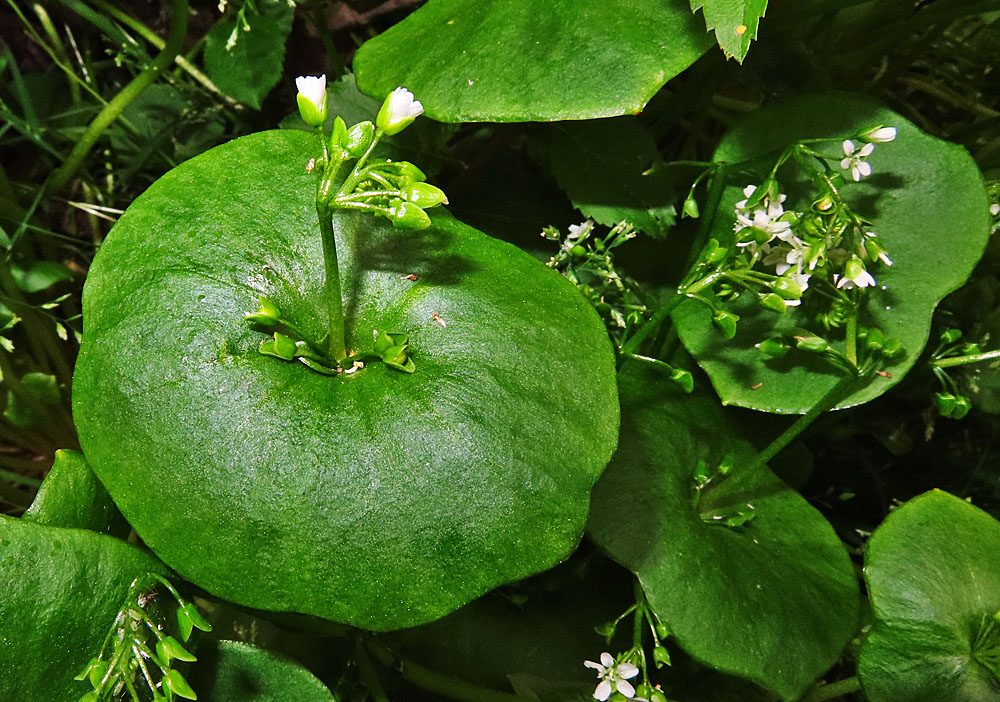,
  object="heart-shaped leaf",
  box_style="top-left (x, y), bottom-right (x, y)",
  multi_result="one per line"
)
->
top-left (858, 490), bottom-right (1000, 702)
top-left (192, 640), bottom-right (336, 702)
top-left (72, 129), bottom-right (619, 631)
top-left (587, 362), bottom-right (859, 700)
top-left (673, 93), bottom-right (991, 413)
top-left (0, 516), bottom-right (168, 702)
top-left (22, 449), bottom-right (126, 536)
top-left (353, 0), bottom-right (713, 122)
